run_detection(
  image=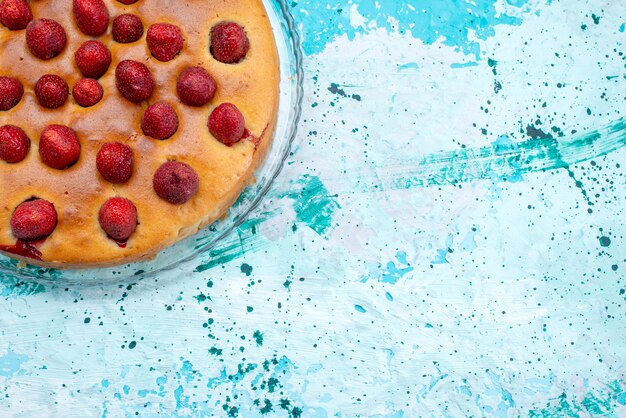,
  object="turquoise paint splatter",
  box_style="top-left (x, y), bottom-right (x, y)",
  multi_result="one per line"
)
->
top-left (328, 83), bottom-right (362, 101)
top-left (361, 251), bottom-right (414, 284)
top-left (450, 62), bottom-right (479, 69)
top-left (137, 389), bottom-right (157, 398)
top-left (278, 175), bottom-right (340, 236)
top-left (490, 135), bottom-right (524, 182)
top-left (241, 263), bottom-right (253, 276)
top-left (352, 118), bottom-right (626, 192)
top-left (253, 330), bottom-right (264, 346)
top-left (460, 228), bottom-right (480, 252)
top-left (292, 0), bottom-right (530, 57)
top-left (530, 381), bottom-right (626, 417)
top-left (0, 348), bottom-right (29, 378)
top-left (194, 219), bottom-right (266, 272)
top-left (0, 271), bottom-right (47, 298)
top-left (178, 360), bottom-right (196, 384)
top-left (432, 235), bottom-right (454, 265)
top-left (194, 292), bottom-right (211, 303)
top-left (398, 62), bottom-right (418, 71)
